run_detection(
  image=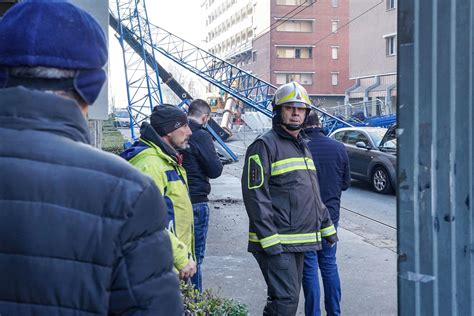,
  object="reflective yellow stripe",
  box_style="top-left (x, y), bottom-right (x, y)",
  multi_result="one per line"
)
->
top-left (259, 234), bottom-right (280, 248)
top-left (301, 92), bottom-right (312, 105)
top-left (249, 233), bottom-right (281, 248)
top-left (249, 232), bottom-right (259, 242)
top-left (277, 89), bottom-right (296, 104)
top-left (280, 232), bottom-right (319, 244)
top-left (271, 157), bottom-right (303, 167)
top-left (271, 157), bottom-right (316, 176)
top-left (321, 225), bottom-right (336, 237)
top-left (249, 232), bottom-right (320, 246)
